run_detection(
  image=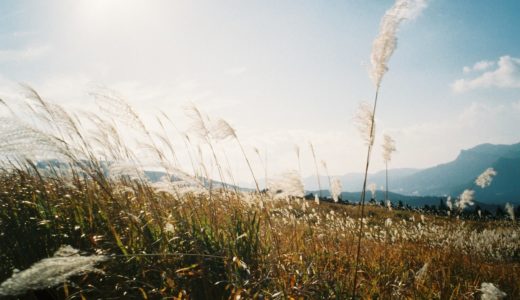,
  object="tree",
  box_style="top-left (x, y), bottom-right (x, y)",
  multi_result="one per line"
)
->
top-left (438, 198), bottom-right (448, 211)
top-left (496, 206), bottom-right (505, 219)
